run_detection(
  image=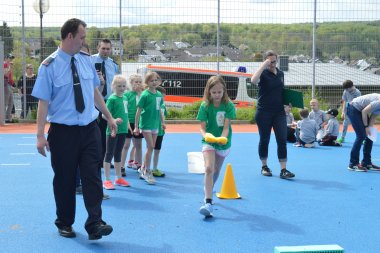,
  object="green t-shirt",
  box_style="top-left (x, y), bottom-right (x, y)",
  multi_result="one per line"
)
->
top-left (106, 94), bottom-right (129, 135)
top-left (158, 103), bottom-right (167, 136)
top-left (137, 89), bottom-right (163, 130)
top-left (196, 100), bottom-right (236, 150)
top-left (123, 91), bottom-right (140, 123)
